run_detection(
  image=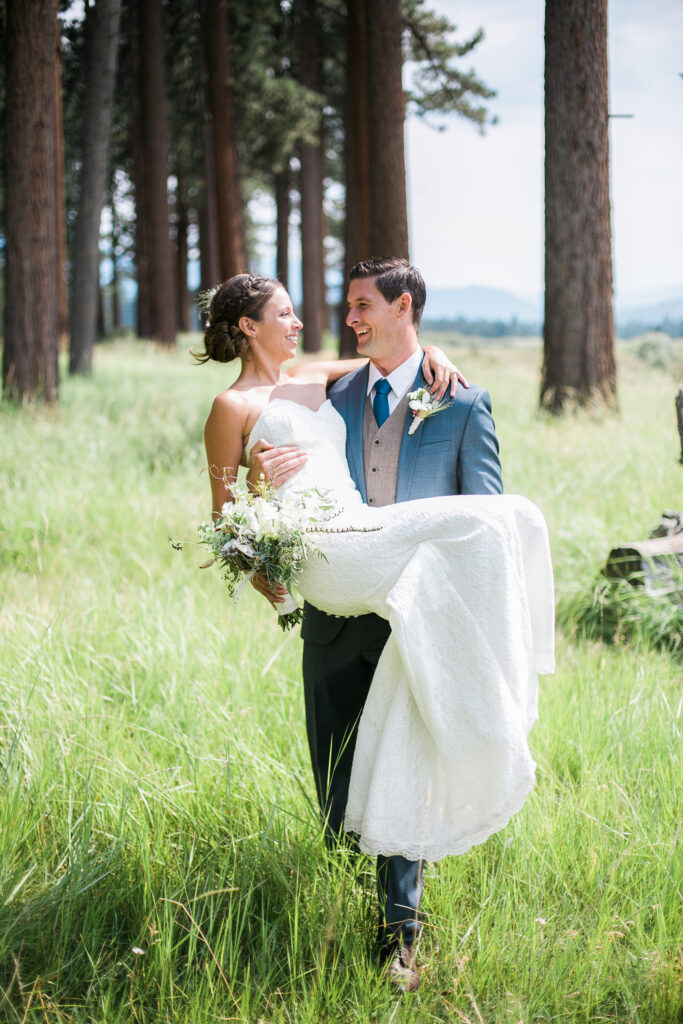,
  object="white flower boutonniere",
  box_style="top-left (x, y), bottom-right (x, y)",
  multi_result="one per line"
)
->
top-left (407, 387), bottom-right (452, 434)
